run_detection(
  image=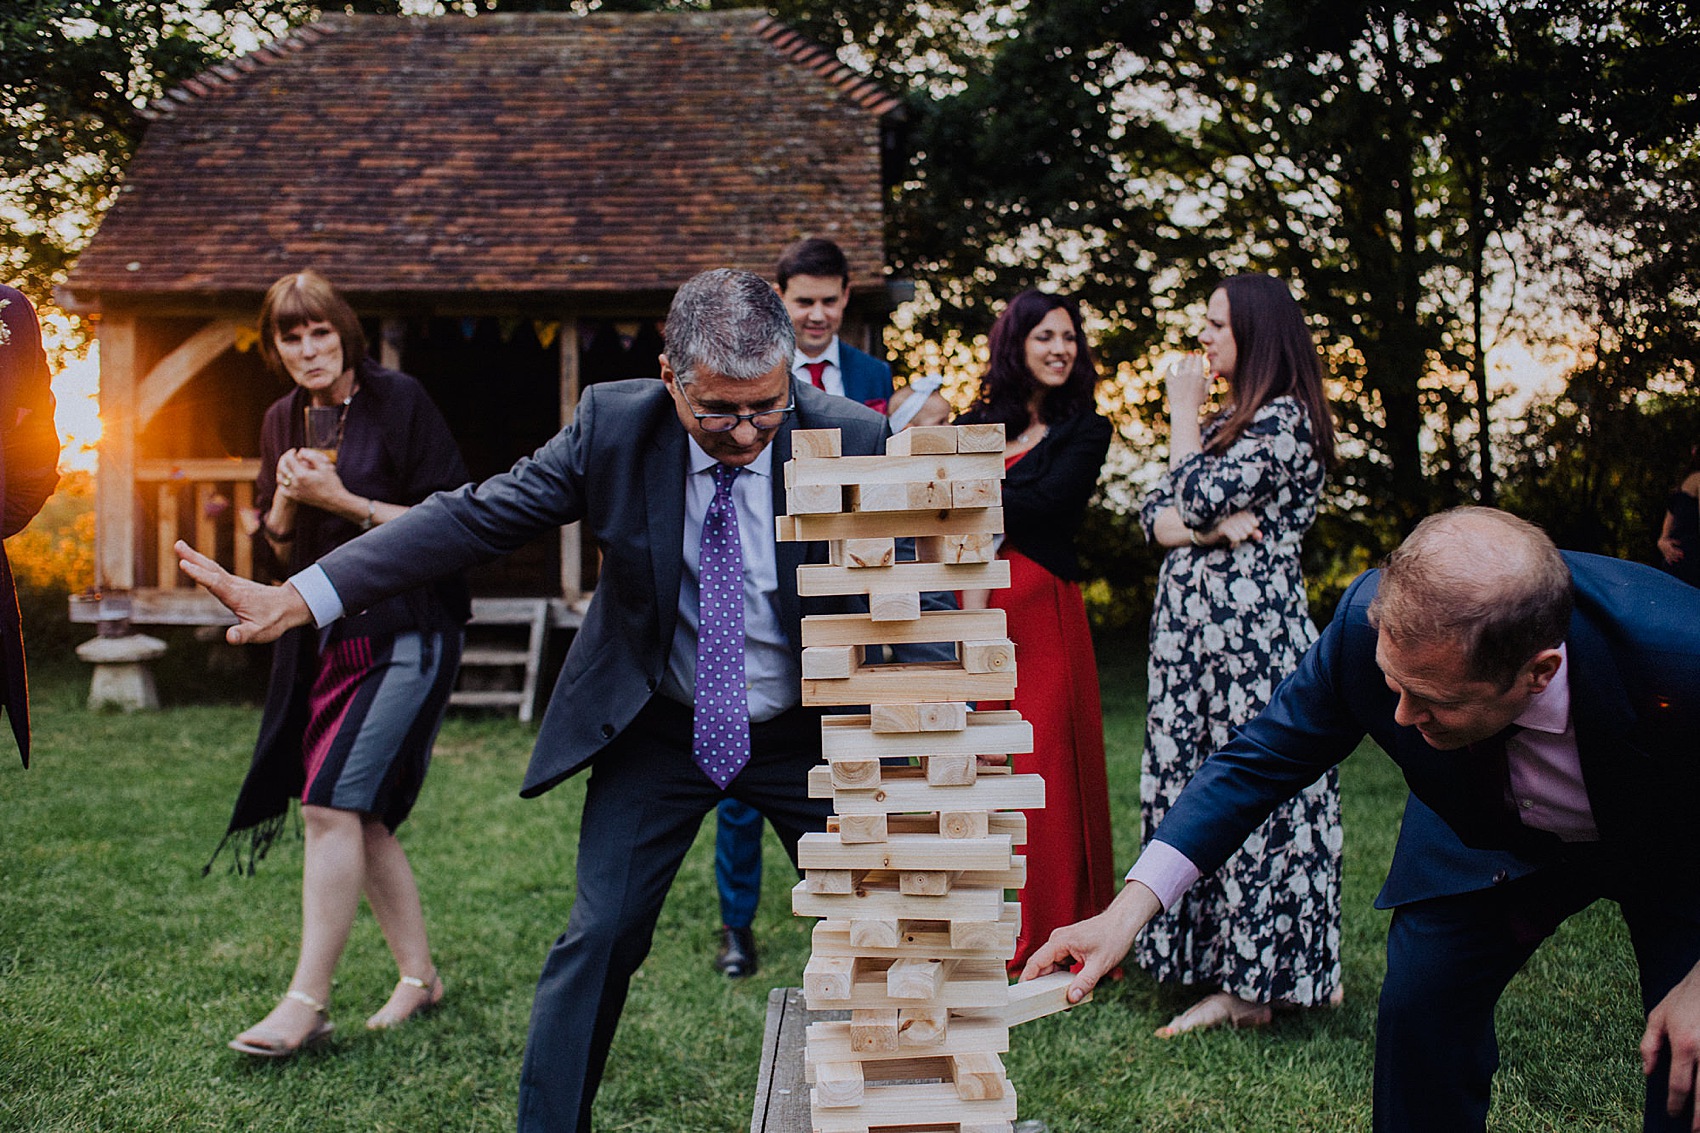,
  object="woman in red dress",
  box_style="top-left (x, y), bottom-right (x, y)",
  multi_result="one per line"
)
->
top-left (958, 290), bottom-right (1115, 971)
